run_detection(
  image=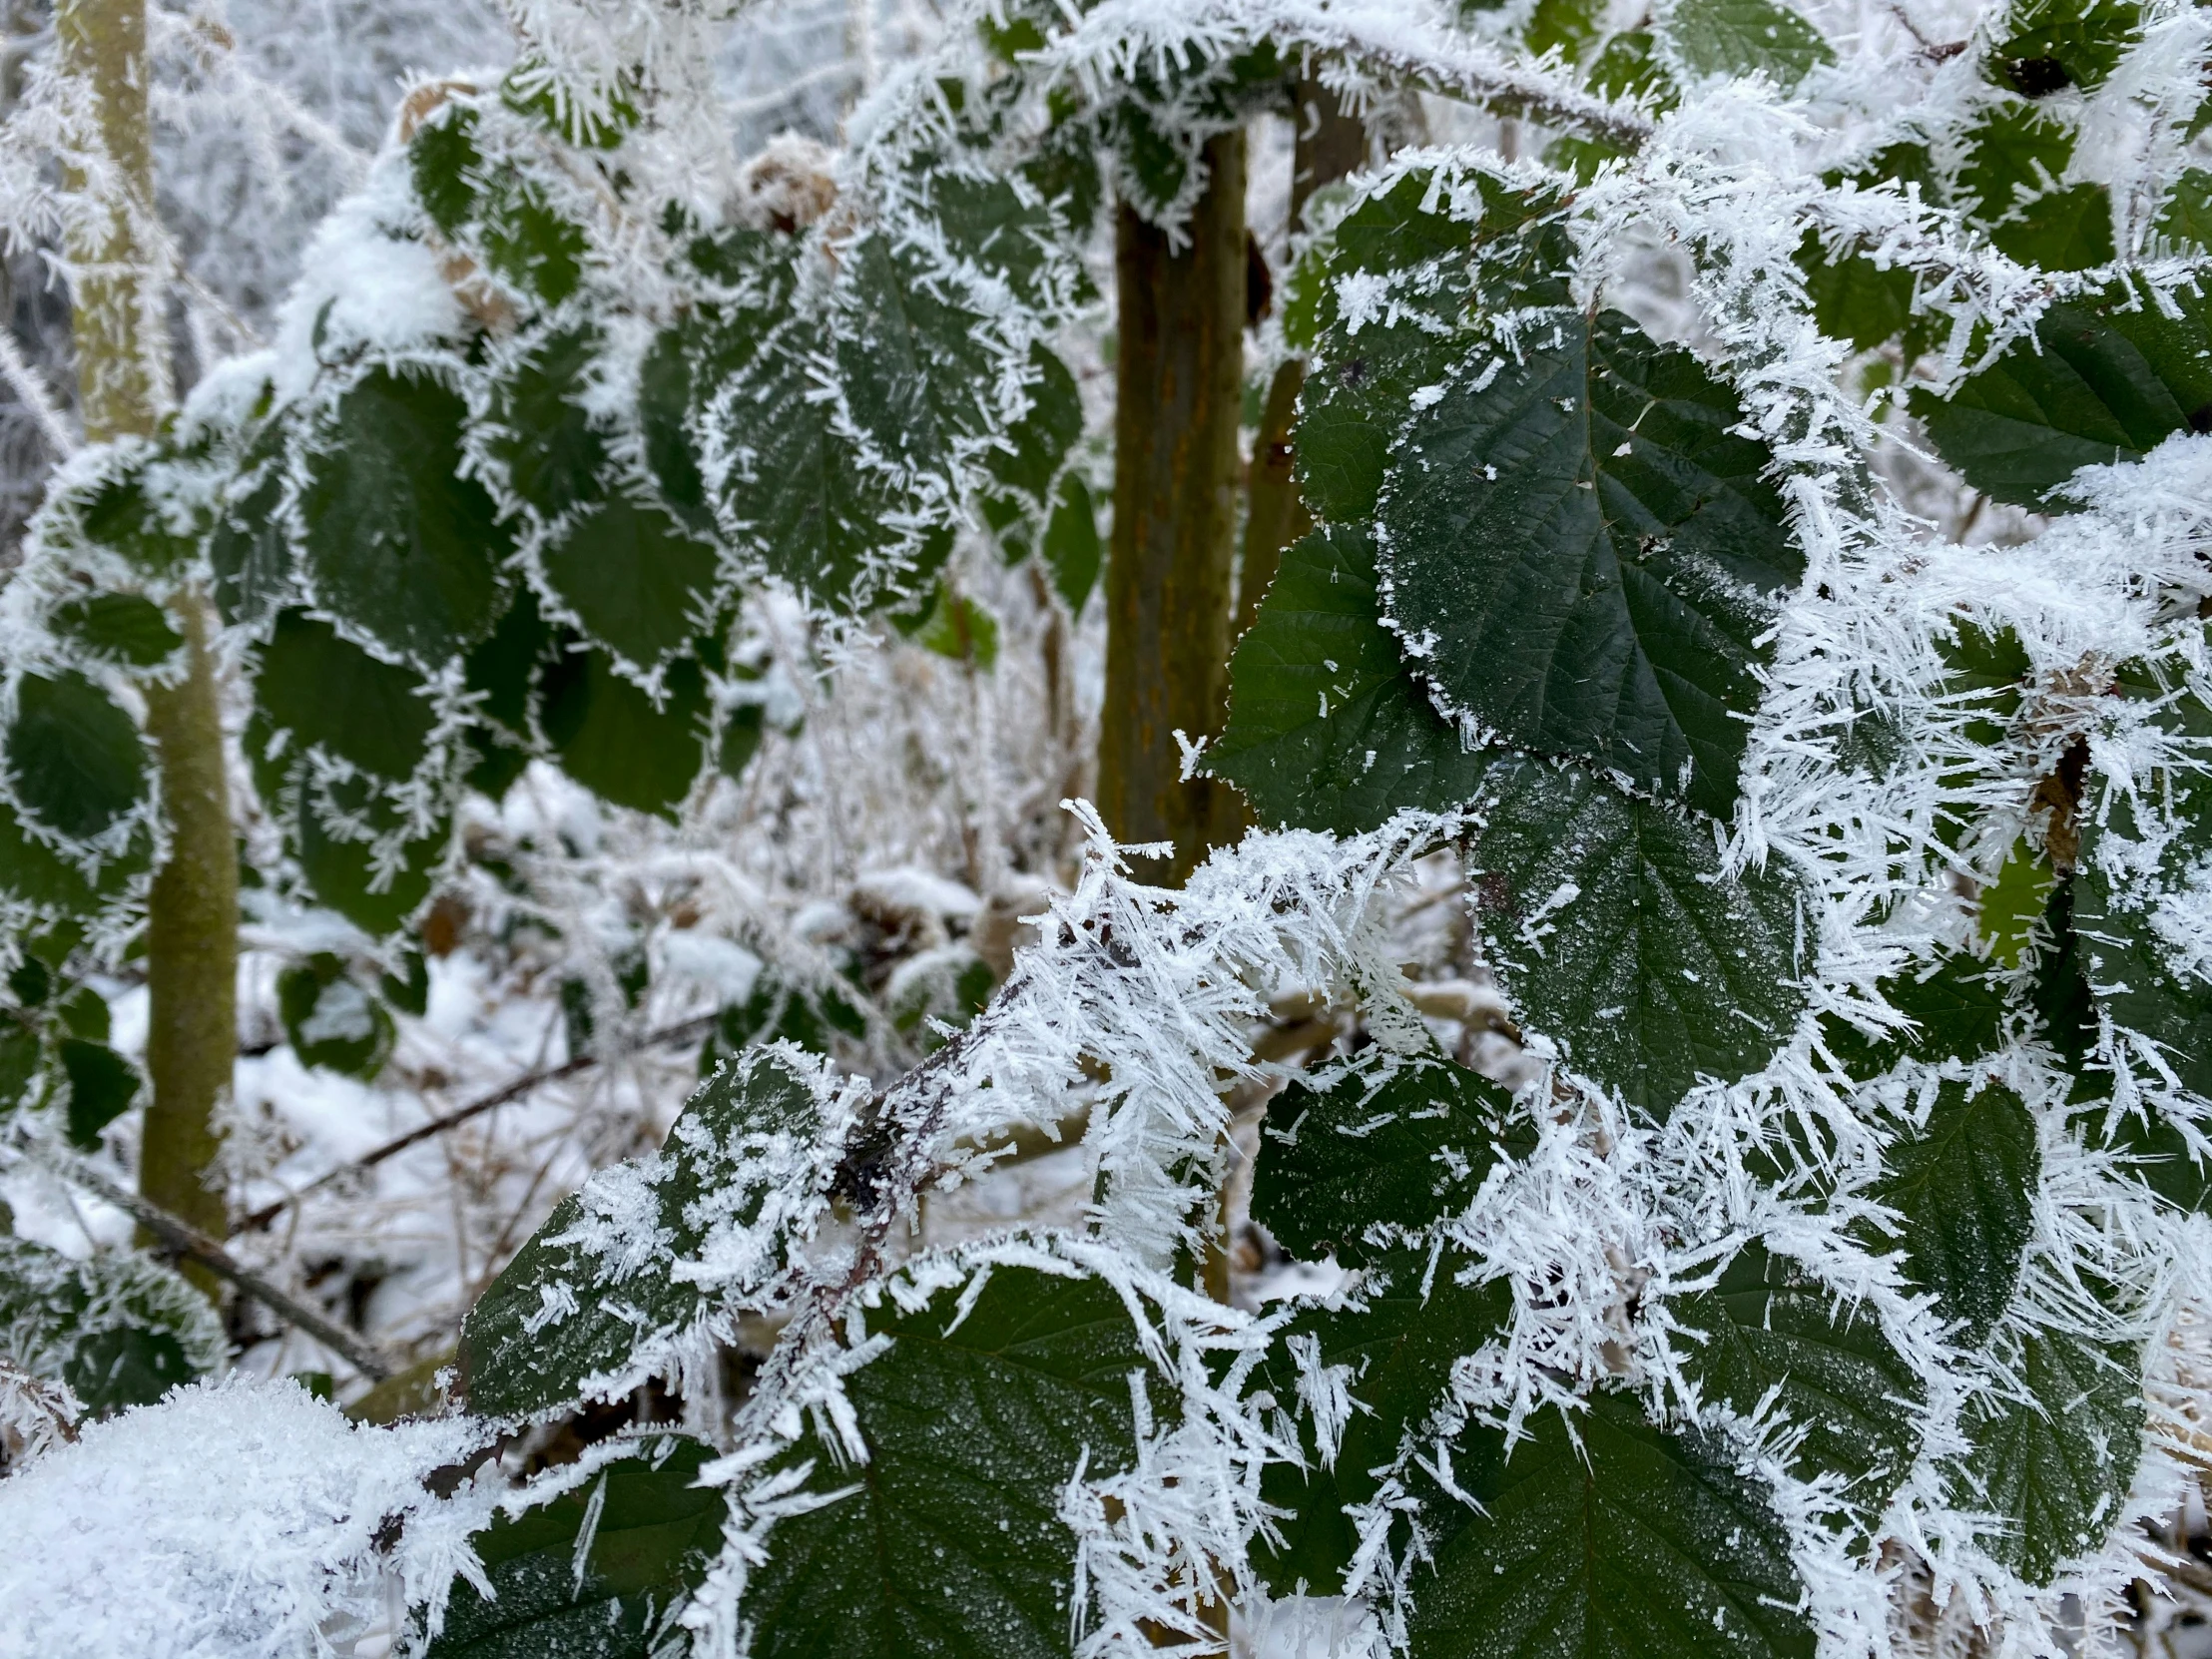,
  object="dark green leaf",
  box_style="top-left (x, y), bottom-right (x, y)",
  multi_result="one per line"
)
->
top-left (299, 367), bottom-right (512, 668)
top-left (60, 1037), bottom-right (139, 1149)
top-left (913, 586), bottom-right (998, 670)
top-left (428, 1436), bottom-right (727, 1658)
top-left (466, 587), bottom-right (558, 741)
top-left (1254, 1250), bottom-right (1514, 1594)
top-left (538, 650), bottom-right (708, 818)
top-left (638, 323), bottom-right (717, 540)
top-left (256, 612), bottom-right (437, 782)
top-left (0, 1236), bottom-right (224, 1416)
top-left (1916, 276), bottom-right (2212, 507)
top-left (485, 326), bottom-right (610, 520)
top-left (1676, 1242), bottom-right (1924, 1506)
top-left (1873, 1078), bottom-right (2037, 1348)
top-left (75, 464), bottom-right (200, 574)
top-left (541, 495), bottom-right (723, 673)
top-left (2156, 168), bottom-right (2212, 248)
top-left (1819, 952), bottom-right (2010, 1082)
top-left (1471, 762), bottom-right (1807, 1117)
top-left (834, 233), bottom-right (996, 478)
top-left (460, 1048), bottom-right (833, 1418)
top-left (741, 1261), bottom-right (1157, 1659)
top-left (5, 672), bottom-right (148, 841)
top-left (1041, 475), bottom-right (1101, 611)
top-left (277, 954), bottom-right (395, 1078)
top-left (409, 103), bottom-right (480, 236)
top-left (1668, 0), bottom-right (1835, 85)
top-left (480, 176), bottom-right (588, 307)
top-left (1986, 183), bottom-right (2115, 272)
top-left (987, 343), bottom-right (1082, 504)
top-left (1955, 101), bottom-right (2076, 228)
top-left (50, 594), bottom-right (181, 669)
top-left (1958, 1327), bottom-right (2143, 1584)
top-left (1408, 1391), bottom-right (1816, 1659)
top-left (1377, 308), bottom-right (1802, 819)
top-left (1213, 525), bottom-right (1495, 835)
top-left (208, 456), bottom-right (291, 627)
top-left (292, 776), bottom-right (444, 935)
top-left (1299, 323), bottom-right (1459, 526)
top-left (1254, 1051), bottom-right (1529, 1266)
top-left (1990, 0), bottom-right (2140, 95)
